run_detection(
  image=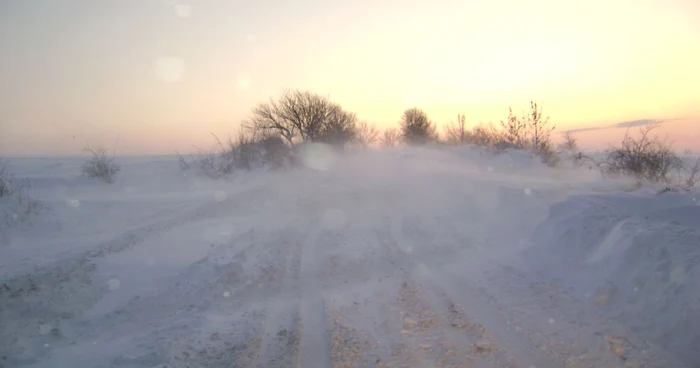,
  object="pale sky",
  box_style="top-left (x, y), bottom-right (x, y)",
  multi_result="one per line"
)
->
top-left (1, 0), bottom-right (699, 155)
